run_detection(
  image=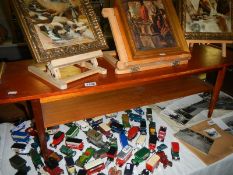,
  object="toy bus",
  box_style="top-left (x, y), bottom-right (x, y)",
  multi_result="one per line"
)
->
top-left (65, 137), bottom-right (84, 150)
top-left (120, 131), bottom-right (128, 148)
top-left (66, 125), bottom-right (79, 138)
top-left (99, 123), bottom-right (113, 138)
top-left (146, 153), bottom-right (160, 173)
top-left (136, 134), bottom-right (146, 149)
top-left (11, 131), bottom-right (30, 143)
top-left (116, 145), bottom-right (133, 167)
top-left (84, 158), bottom-right (105, 175)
